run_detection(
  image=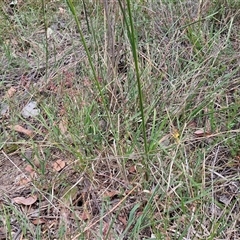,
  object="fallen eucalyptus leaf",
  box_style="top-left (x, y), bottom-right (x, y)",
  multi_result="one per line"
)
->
top-left (21, 101), bottom-right (40, 118)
